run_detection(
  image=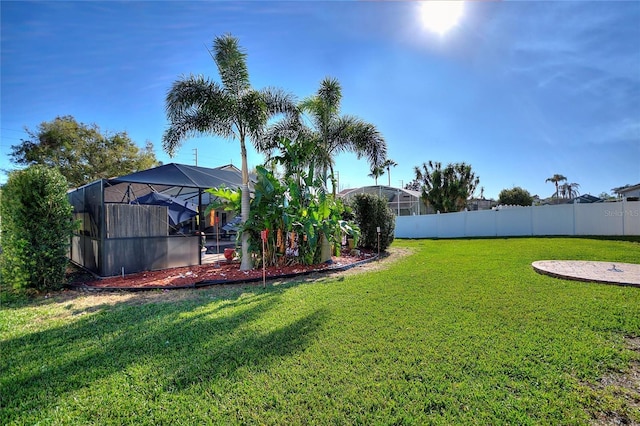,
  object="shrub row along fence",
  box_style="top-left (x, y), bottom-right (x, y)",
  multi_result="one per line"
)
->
top-left (395, 200), bottom-right (640, 239)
